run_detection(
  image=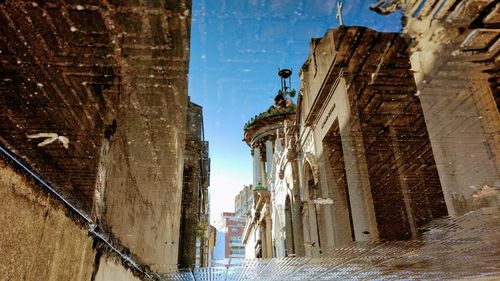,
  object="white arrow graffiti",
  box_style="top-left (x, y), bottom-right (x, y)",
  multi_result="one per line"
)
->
top-left (27, 133), bottom-right (69, 149)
